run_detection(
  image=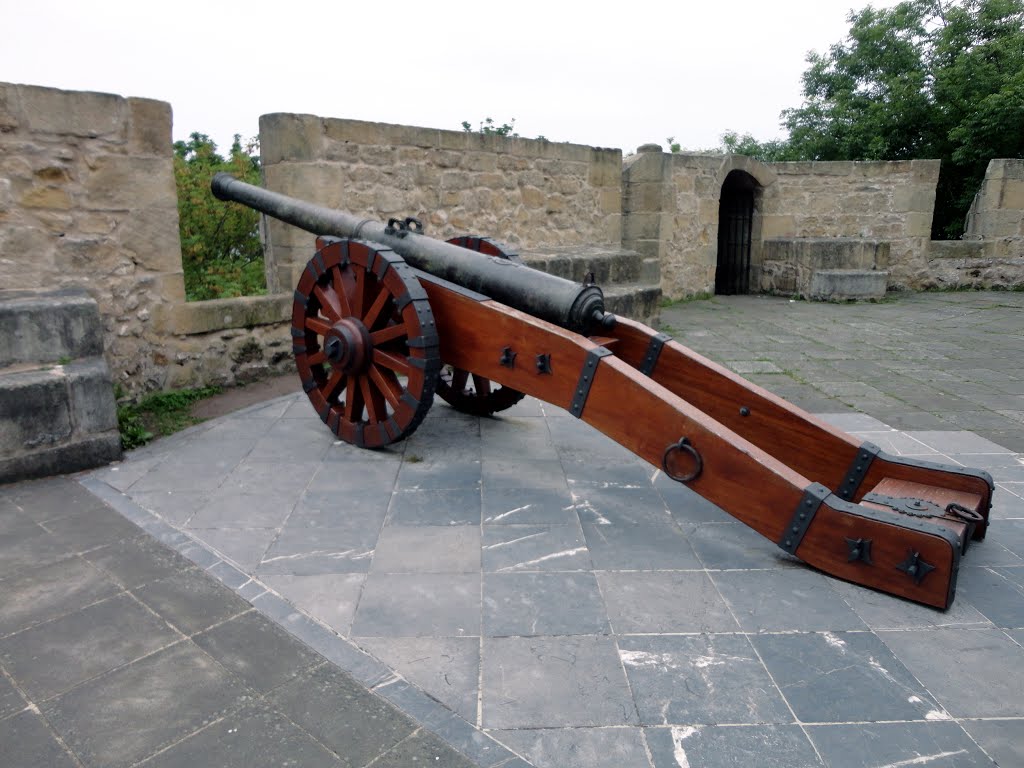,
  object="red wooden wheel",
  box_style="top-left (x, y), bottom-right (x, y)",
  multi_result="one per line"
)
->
top-left (292, 238), bottom-right (440, 448)
top-left (437, 236), bottom-right (527, 416)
